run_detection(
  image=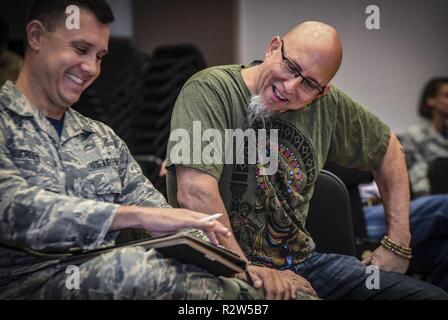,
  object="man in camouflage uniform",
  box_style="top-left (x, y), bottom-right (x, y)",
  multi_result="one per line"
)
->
top-left (0, 0), bottom-right (285, 300)
top-left (0, 80), bottom-right (255, 299)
